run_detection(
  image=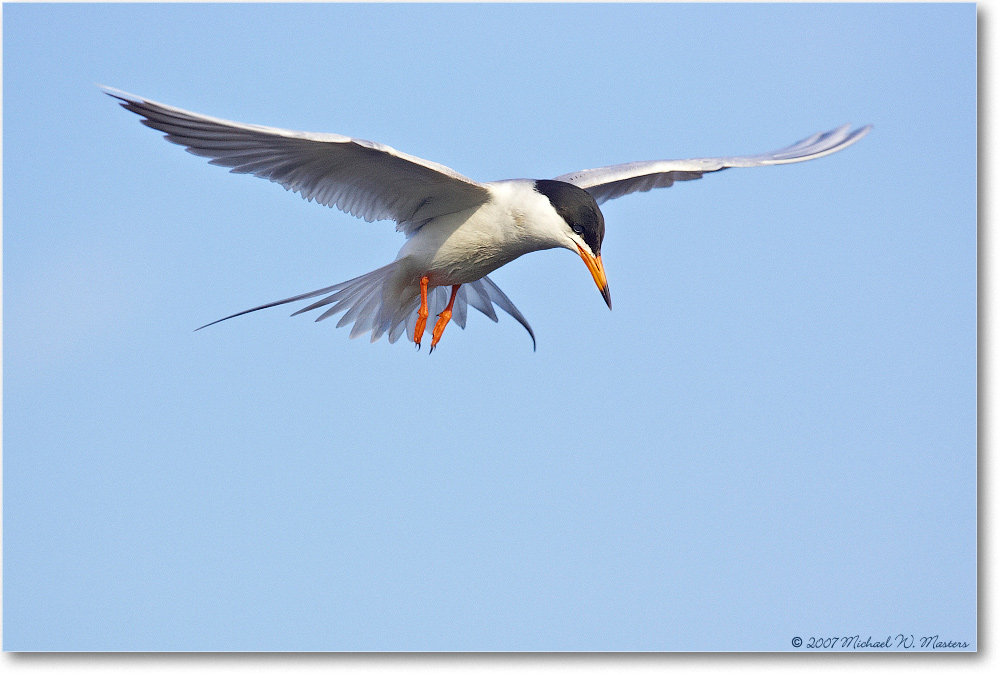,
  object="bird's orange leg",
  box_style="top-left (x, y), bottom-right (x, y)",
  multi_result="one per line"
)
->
top-left (430, 284), bottom-right (462, 353)
top-left (413, 275), bottom-right (430, 349)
